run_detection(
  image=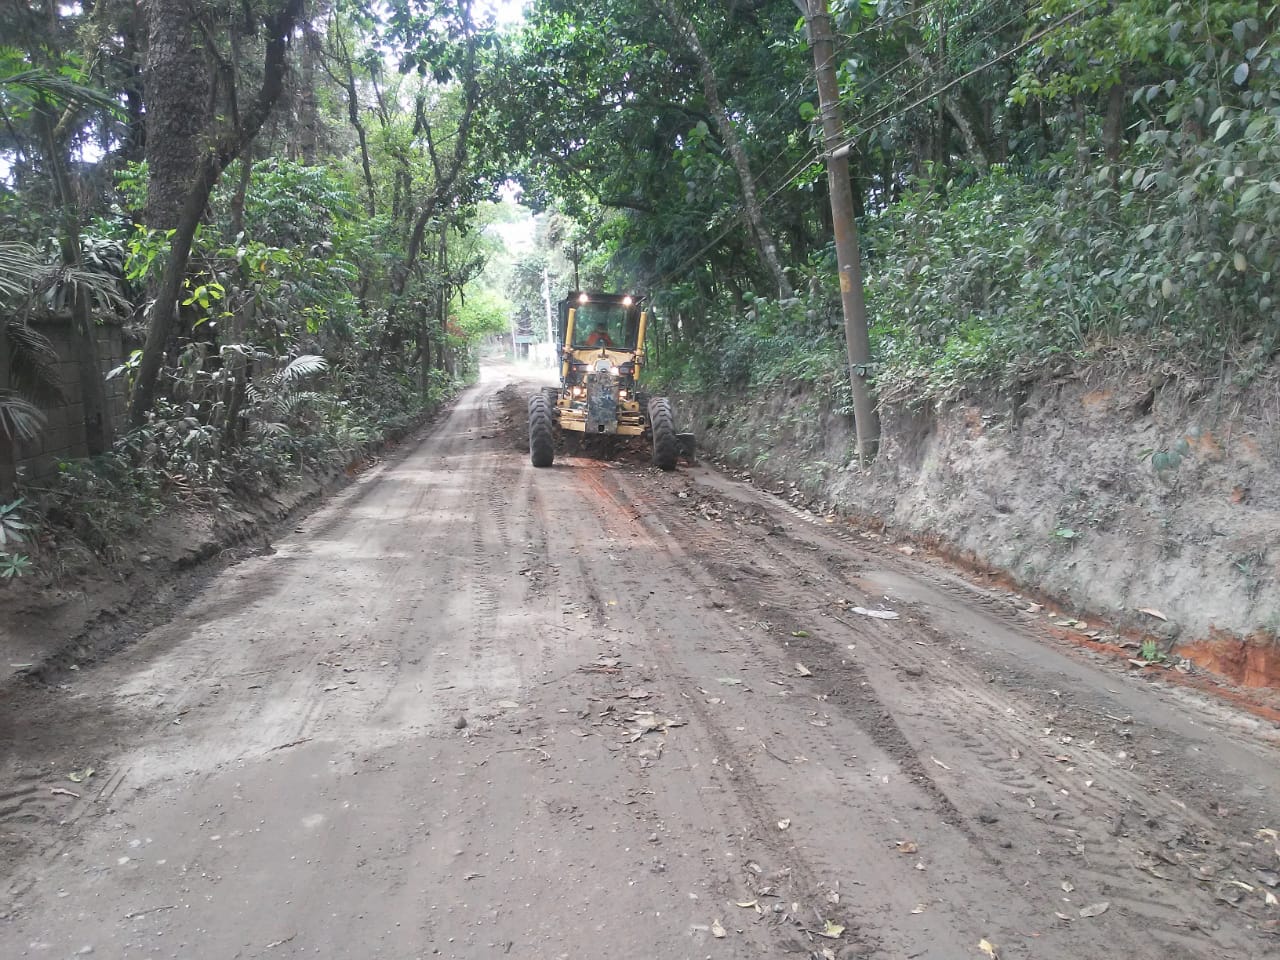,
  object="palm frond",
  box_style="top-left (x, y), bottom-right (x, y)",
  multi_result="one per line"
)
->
top-left (36, 264), bottom-right (129, 316)
top-left (0, 241), bottom-right (42, 302)
top-left (1, 242), bottom-right (127, 316)
top-left (276, 354), bottom-right (329, 385)
top-left (251, 420), bottom-right (291, 438)
top-left (0, 392), bottom-right (47, 443)
top-left (5, 318), bottom-right (63, 406)
top-left (277, 391), bottom-right (328, 419)
top-left (0, 67), bottom-right (120, 114)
